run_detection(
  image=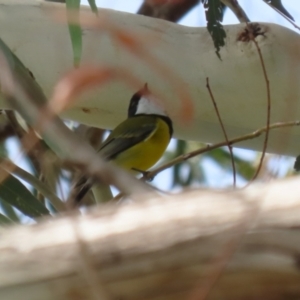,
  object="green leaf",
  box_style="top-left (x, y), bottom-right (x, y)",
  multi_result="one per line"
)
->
top-left (203, 0), bottom-right (226, 59)
top-left (0, 38), bottom-right (48, 107)
top-left (172, 140), bottom-right (187, 187)
top-left (0, 199), bottom-right (20, 222)
top-left (264, 0), bottom-right (294, 21)
top-left (0, 213), bottom-right (13, 226)
top-left (0, 142), bottom-right (7, 158)
top-left (0, 170), bottom-right (49, 219)
top-left (294, 155), bottom-right (300, 171)
top-left (87, 0), bottom-right (98, 14)
top-left (171, 140), bottom-right (209, 187)
top-left (66, 0), bottom-right (82, 67)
